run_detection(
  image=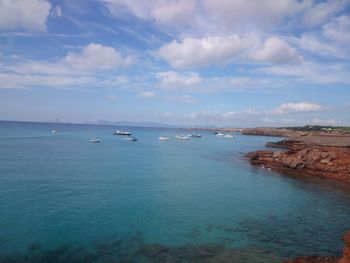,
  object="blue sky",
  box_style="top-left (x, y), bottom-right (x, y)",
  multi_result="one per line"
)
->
top-left (0, 0), bottom-right (349, 127)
